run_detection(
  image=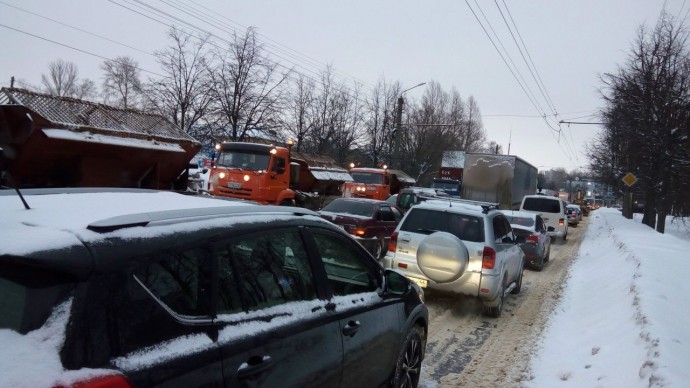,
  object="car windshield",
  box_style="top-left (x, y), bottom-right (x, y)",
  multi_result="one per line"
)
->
top-left (400, 208), bottom-right (484, 243)
top-left (216, 151), bottom-right (270, 171)
top-left (0, 262), bottom-right (76, 334)
top-left (504, 215), bottom-right (535, 228)
top-left (351, 172), bottom-right (384, 184)
top-left (322, 200), bottom-right (375, 217)
top-left (523, 197), bottom-right (561, 213)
